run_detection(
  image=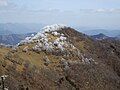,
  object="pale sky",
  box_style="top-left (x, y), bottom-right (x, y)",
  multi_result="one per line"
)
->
top-left (0, 0), bottom-right (120, 29)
